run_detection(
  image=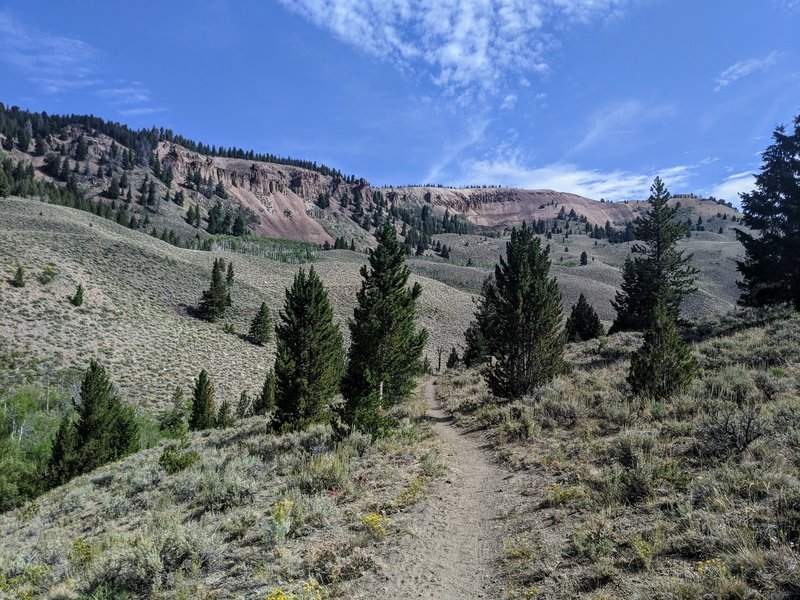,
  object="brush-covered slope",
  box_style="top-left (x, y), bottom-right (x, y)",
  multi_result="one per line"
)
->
top-left (0, 399), bottom-right (443, 599)
top-left (438, 307), bottom-right (800, 598)
top-left (1, 197), bottom-right (472, 411)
